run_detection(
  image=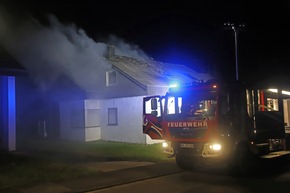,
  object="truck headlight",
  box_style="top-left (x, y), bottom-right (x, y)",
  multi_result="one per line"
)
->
top-left (210, 143), bottom-right (222, 151)
top-left (202, 143), bottom-right (222, 157)
top-left (162, 141), bottom-right (174, 155)
top-left (162, 141), bottom-right (169, 148)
